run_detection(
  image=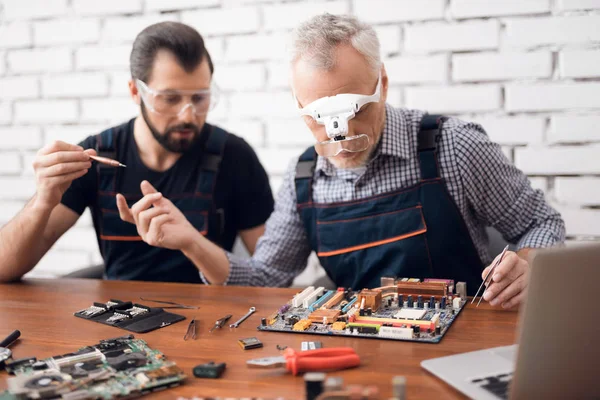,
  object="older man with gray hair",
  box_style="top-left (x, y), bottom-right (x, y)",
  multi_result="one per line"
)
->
top-left (136, 14), bottom-right (565, 309)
